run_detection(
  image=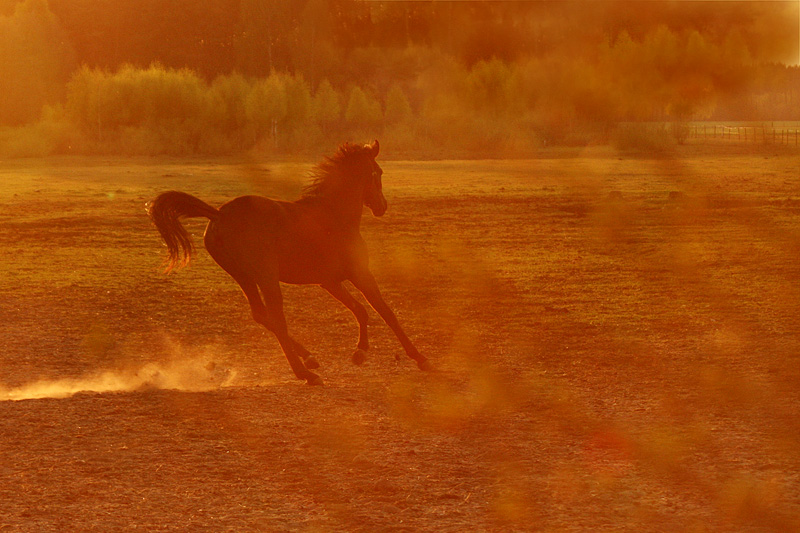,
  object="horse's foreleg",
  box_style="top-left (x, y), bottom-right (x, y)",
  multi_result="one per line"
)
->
top-left (322, 282), bottom-right (369, 365)
top-left (290, 338), bottom-right (319, 369)
top-left (349, 272), bottom-right (432, 371)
